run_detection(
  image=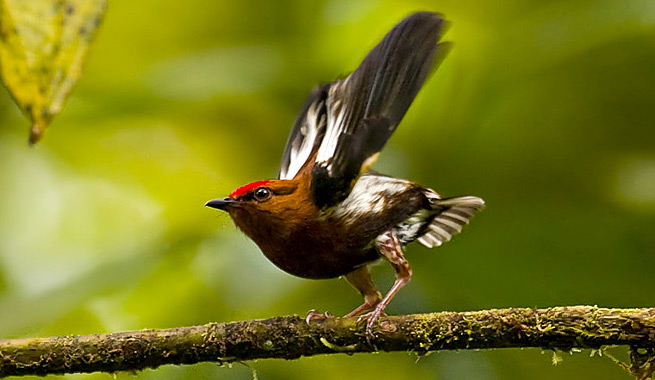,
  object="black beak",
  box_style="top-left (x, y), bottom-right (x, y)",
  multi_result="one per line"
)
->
top-left (205, 197), bottom-right (236, 211)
